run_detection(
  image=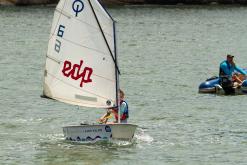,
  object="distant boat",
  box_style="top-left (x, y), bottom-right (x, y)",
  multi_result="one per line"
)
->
top-left (42, 0), bottom-right (137, 142)
top-left (199, 69), bottom-right (247, 95)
